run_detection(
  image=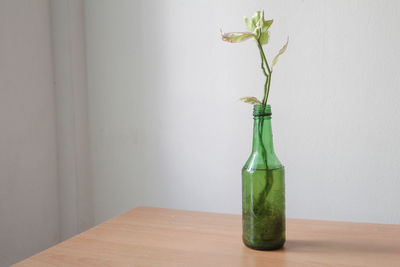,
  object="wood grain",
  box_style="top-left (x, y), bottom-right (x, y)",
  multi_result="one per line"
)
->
top-left (14, 207), bottom-right (400, 266)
